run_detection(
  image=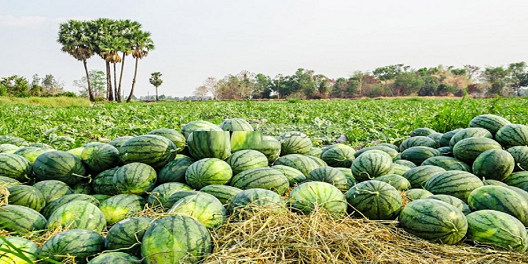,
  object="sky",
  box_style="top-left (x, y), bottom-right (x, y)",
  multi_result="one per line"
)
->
top-left (1, 0), bottom-right (527, 98)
